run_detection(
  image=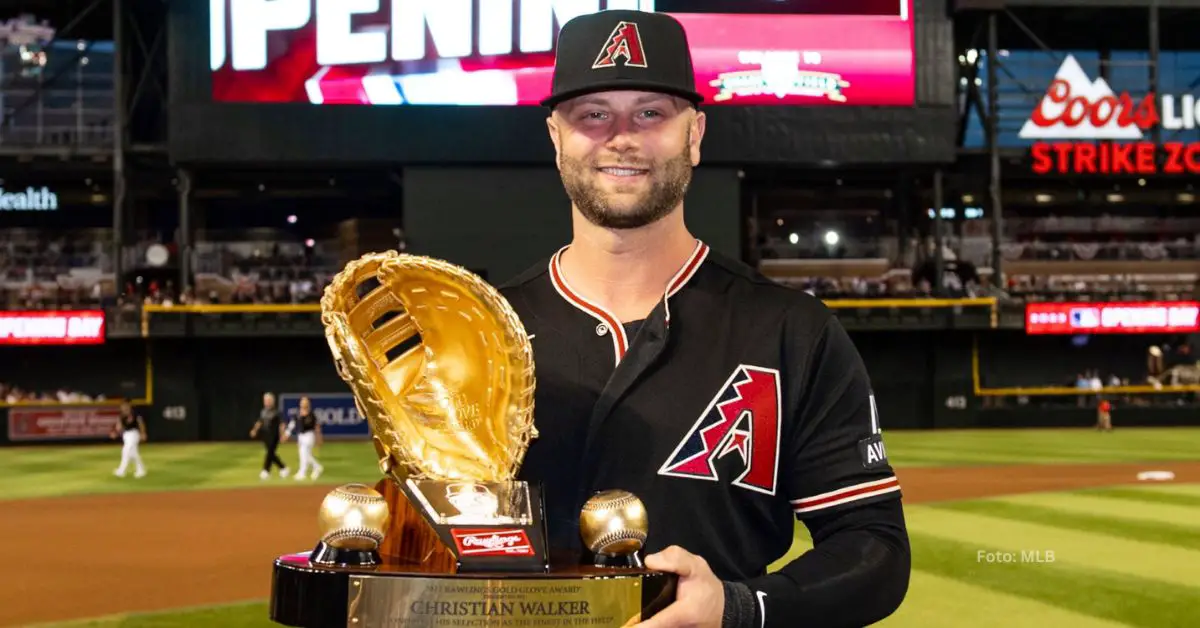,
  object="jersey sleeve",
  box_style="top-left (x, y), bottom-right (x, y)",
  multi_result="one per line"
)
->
top-left (785, 314), bottom-right (901, 520)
